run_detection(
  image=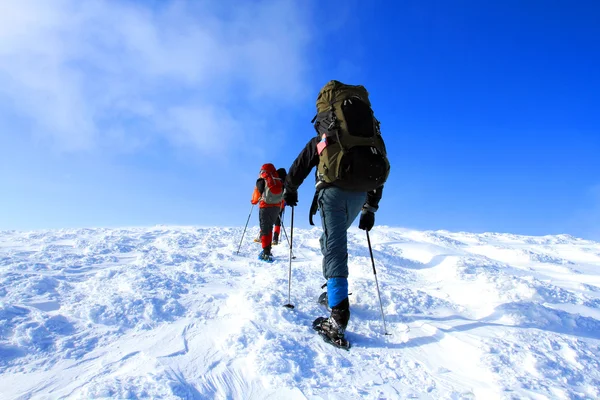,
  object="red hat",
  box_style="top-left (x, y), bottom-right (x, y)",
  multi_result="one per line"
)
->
top-left (260, 163), bottom-right (276, 174)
